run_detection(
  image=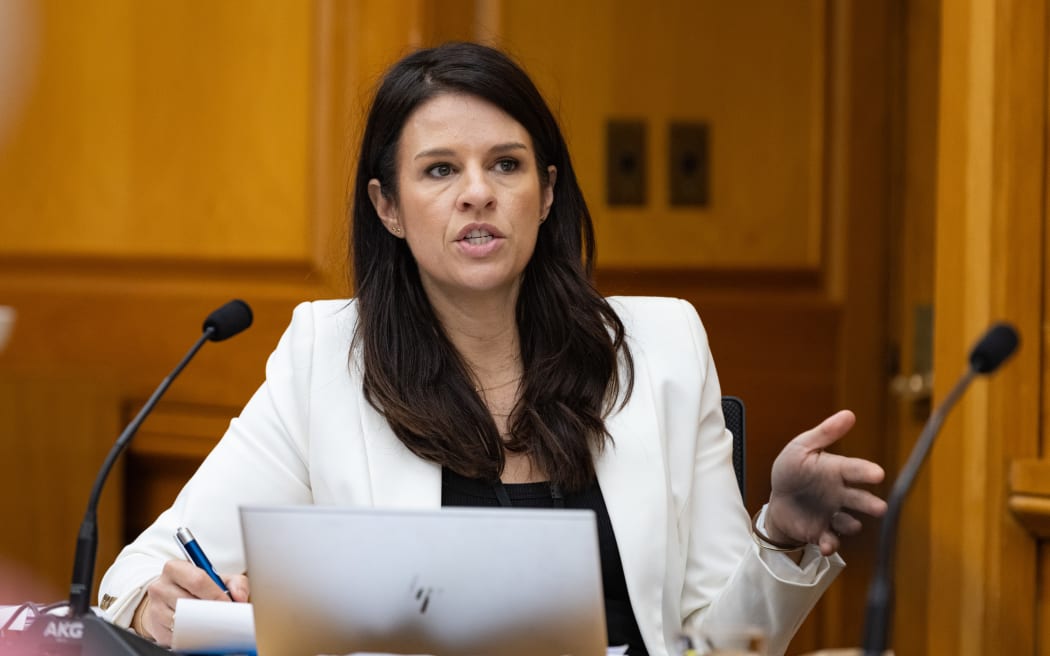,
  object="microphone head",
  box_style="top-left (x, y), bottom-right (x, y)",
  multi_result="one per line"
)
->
top-left (969, 322), bottom-right (1019, 374)
top-left (203, 300), bottom-right (253, 341)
